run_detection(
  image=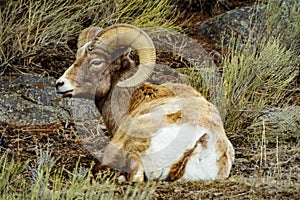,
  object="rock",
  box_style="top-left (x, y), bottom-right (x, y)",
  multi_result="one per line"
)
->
top-left (197, 5), bottom-right (266, 47)
top-left (0, 73), bottom-right (109, 163)
top-left (0, 74), bottom-right (99, 126)
top-left (197, 1), bottom-right (299, 50)
top-left (148, 28), bottom-right (217, 70)
top-left (247, 106), bottom-right (300, 139)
